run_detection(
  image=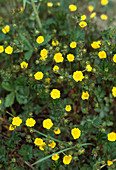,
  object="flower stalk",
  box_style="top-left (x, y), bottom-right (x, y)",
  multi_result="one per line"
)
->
top-left (31, 0), bottom-right (43, 32)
